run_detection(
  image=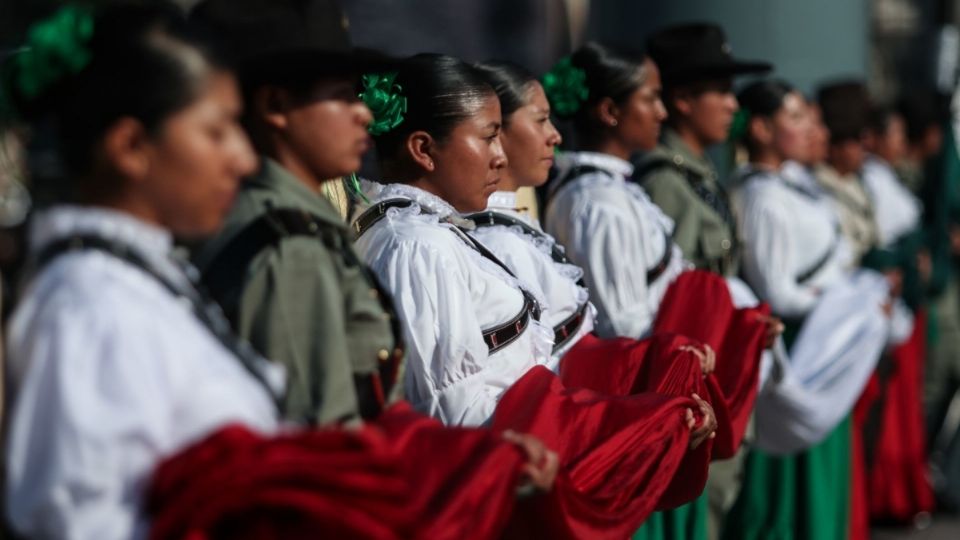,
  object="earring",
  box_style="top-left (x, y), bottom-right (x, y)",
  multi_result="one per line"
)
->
top-left (610, 119), bottom-right (618, 127)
